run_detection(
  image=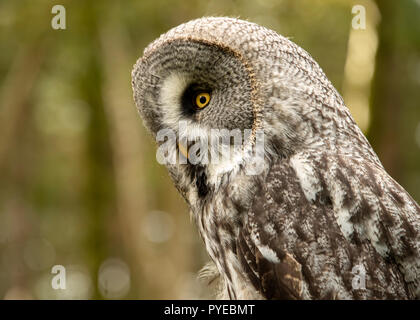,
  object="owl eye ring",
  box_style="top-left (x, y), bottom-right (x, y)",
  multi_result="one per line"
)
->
top-left (194, 92), bottom-right (211, 109)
